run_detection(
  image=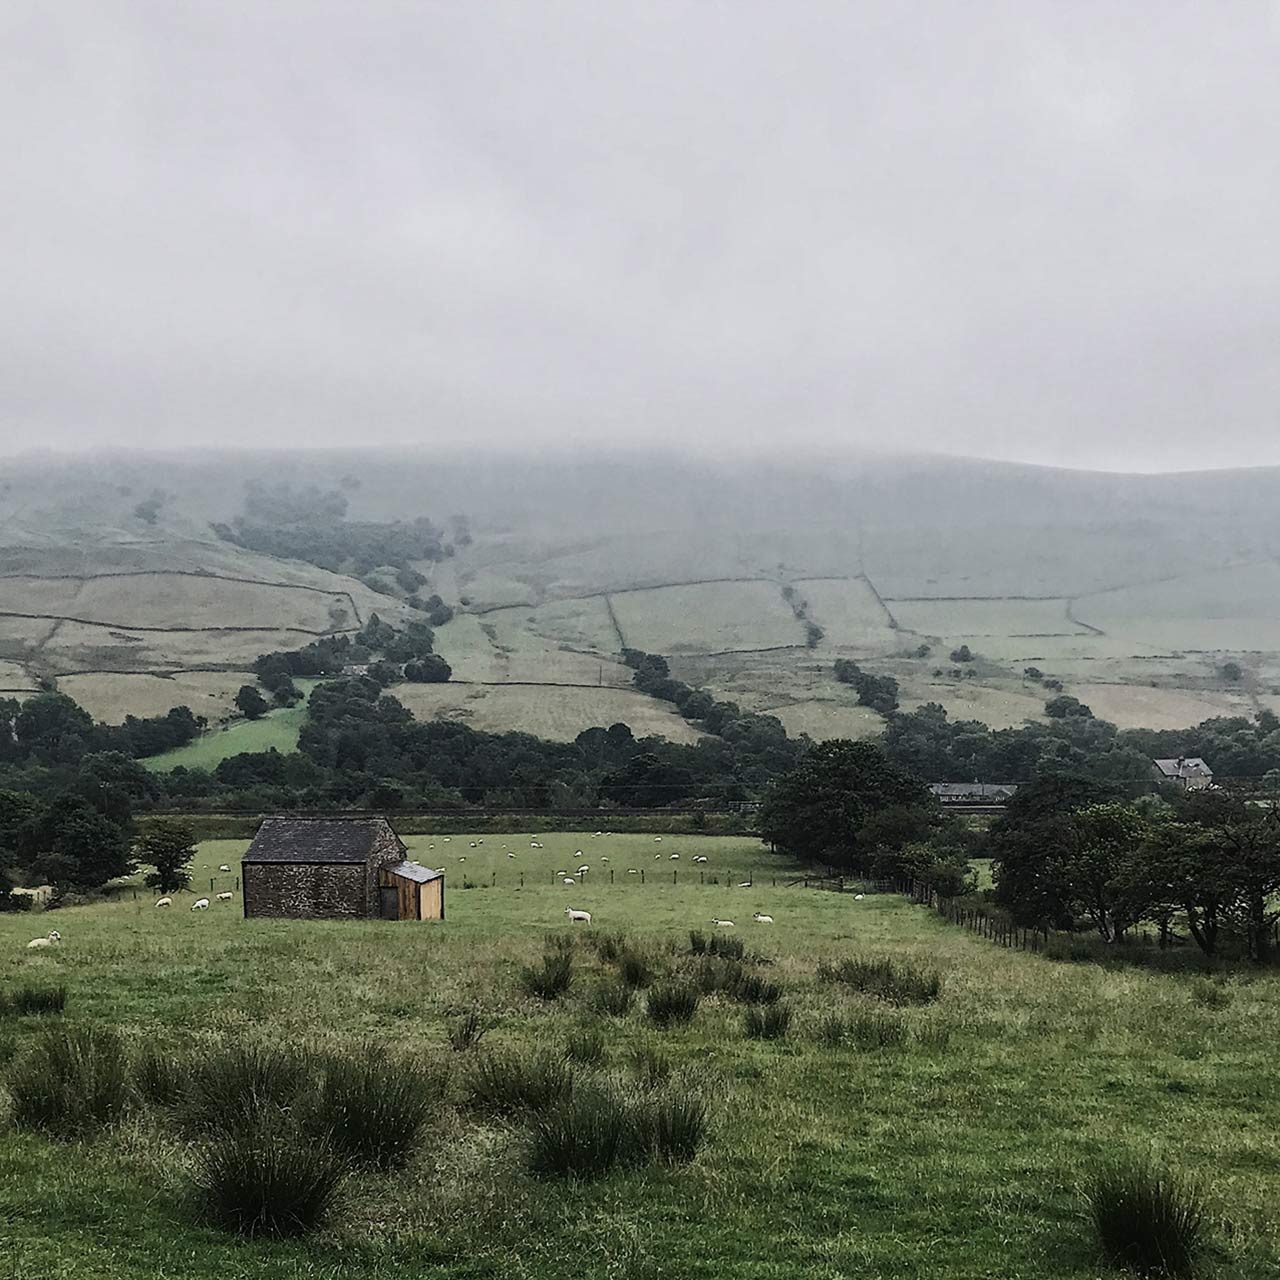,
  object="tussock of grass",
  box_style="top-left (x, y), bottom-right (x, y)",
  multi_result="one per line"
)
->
top-left (819, 955), bottom-right (942, 1005)
top-left (743, 1004), bottom-right (792, 1040)
top-left (521, 951), bottom-right (574, 1000)
top-left (136, 1044), bottom-right (186, 1107)
top-left (617, 948), bottom-right (654, 989)
top-left (465, 1050), bottom-right (573, 1116)
top-left (729, 972), bottom-right (781, 1005)
top-left (194, 1116), bottom-right (346, 1238)
top-left (646, 981), bottom-right (700, 1029)
top-left (564, 1027), bottom-right (606, 1066)
top-left (1190, 980), bottom-right (1232, 1011)
top-left (182, 1041), bottom-right (314, 1133)
top-left (691, 955), bottom-right (745, 994)
top-left (591, 931), bottom-right (627, 963)
top-left (688, 930), bottom-right (708, 956)
top-left (631, 1087), bottom-right (707, 1164)
top-left (630, 1045), bottom-right (673, 1090)
top-left (0, 984), bottom-right (67, 1016)
top-left (592, 982), bottom-right (634, 1017)
top-left (314, 1045), bottom-right (439, 1170)
top-left (446, 1007), bottom-right (490, 1051)
top-left (708, 934), bottom-right (745, 960)
top-left (8, 1024), bottom-right (132, 1137)
top-left (1086, 1158), bottom-right (1207, 1277)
